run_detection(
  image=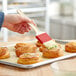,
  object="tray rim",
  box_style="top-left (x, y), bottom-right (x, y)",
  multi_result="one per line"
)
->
top-left (0, 53), bottom-right (76, 69)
